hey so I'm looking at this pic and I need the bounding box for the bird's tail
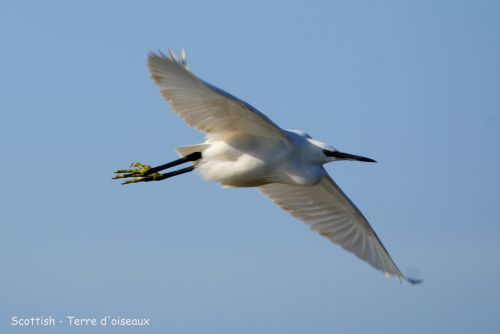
[176,144,209,158]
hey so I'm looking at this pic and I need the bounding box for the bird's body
[191,130,327,188]
[114,49,421,284]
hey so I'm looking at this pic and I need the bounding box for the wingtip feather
[168,48,178,62]
[406,277,423,285]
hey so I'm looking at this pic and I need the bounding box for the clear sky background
[1,1,499,333]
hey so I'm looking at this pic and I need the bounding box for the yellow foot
[112,162,163,185]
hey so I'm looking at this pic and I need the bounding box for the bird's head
[308,139,377,164]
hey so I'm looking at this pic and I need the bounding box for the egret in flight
[114,49,420,284]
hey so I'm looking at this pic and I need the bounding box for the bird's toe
[112,162,154,181]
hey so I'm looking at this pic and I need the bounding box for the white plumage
[116,48,420,284]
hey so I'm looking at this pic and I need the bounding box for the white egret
[114,49,421,284]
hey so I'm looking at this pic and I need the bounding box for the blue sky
[1,1,499,333]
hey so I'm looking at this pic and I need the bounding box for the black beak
[325,150,377,163]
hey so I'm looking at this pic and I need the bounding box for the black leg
[121,166,195,184]
[144,166,195,182]
[113,152,202,184]
[145,152,202,175]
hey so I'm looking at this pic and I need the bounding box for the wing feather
[147,50,286,140]
[259,173,408,282]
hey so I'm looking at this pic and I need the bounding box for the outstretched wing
[259,173,416,283]
[148,49,286,140]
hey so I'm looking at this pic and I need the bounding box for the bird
[113,48,421,284]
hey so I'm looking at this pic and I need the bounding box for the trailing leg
[113,152,201,184]
[121,166,195,185]
[146,152,201,174]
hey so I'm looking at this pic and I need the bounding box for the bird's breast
[195,137,325,188]
[196,138,283,187]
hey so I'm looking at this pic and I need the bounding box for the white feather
[141,49,419,284]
